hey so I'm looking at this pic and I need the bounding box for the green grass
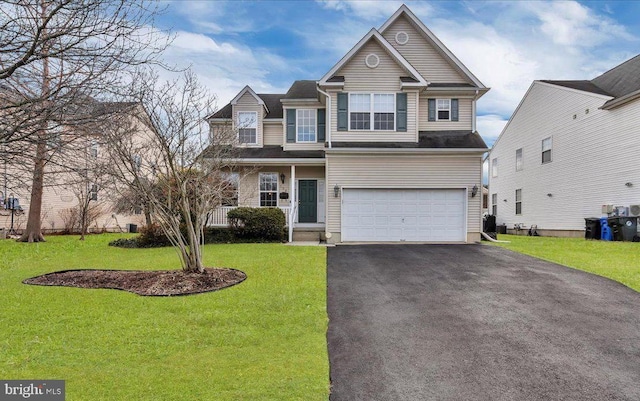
[492,234,640,292]
[0,234,329,400]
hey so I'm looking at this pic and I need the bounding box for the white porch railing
[207,206,292,227]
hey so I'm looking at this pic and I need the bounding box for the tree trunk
[19,141,46,242]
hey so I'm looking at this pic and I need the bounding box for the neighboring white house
[488,54,640,236]
[206,4,489,243]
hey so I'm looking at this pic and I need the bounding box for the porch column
[288,164,296,242]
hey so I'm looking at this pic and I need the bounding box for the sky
[154,0,640,147]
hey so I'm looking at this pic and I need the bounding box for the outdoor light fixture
[471,185,478,197]
[625,182,633,187]
[280,173,285,184]
[334,185,340,198]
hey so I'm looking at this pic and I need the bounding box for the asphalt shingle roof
[284,80,318,99]
[331,131,487,149]
[539,80,611,96]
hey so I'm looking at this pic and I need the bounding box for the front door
[298,180,317,223]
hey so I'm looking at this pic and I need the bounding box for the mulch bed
[23,268,247,296]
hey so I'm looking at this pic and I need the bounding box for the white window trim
[542,136,552,164]
[259,172,279,207]
[491,193,497,216]
[515,189,522,215]
[348,92,396,131]
[491,158,498,178]
[436,98,451,121]
[296,109,317,143]
[237,111,258,145]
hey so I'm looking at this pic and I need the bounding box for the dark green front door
[298,180,317,223]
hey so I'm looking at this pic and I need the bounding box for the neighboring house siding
[382,15,468,83]
[263,122,283,146]
[419,94,472,131]
[234,92,263,147]
[326,153,482,240]
[489,81,640,231]
[329,91,417,143]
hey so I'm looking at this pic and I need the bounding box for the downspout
[317,84,331,242]
[472,89,479,132]
[316,85,332,148]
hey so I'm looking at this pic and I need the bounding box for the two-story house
[488,54,640,236]
[207,5,489,243]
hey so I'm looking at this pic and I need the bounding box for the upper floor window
[515,148,523,171]
[297,109,316,142]
[491,158,498,178]
[437,99,451,121]
[349,93,395,131]
[237,111,257,144]
[542,137,552,164]
[259,172,278,207]
[90,140,99,159]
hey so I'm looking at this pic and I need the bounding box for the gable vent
[395,31,409,45]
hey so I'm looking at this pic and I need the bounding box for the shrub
[227,207,286,242]
[137,223,172,248]
[108,237,139,248]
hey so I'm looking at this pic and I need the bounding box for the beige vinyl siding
[336,40,406,92]
[326,153,482,240]
[419,94,473,131]
[330,91,417,142]
[382,15,468,84]
[263,121,283,145]
[284,142,325,151]
[489,81,640,231]
[234,92,263,147]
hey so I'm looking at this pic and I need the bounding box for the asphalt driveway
[327,244,640,401]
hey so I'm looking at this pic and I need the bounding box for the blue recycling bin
[600,217,613,241]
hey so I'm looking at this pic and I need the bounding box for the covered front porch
[207,162,326,242]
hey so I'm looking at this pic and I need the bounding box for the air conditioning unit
[602,204,614,214]
[630,204,640,216]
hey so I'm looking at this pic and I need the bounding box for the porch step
[292,230,322,242]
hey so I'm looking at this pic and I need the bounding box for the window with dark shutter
[286,109,296,143]
[317,109,326,142]
[428,98,436,121]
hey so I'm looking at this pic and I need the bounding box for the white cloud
[317,0,433,21]
[160,30,292,106]
[477,114,508,148]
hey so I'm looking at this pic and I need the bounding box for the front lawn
[0,234,329,400]
[492,235,640,292]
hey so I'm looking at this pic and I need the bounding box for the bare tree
[0,0,170,242]
[105,71,242,273]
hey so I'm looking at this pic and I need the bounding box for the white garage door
[342,189,466,242]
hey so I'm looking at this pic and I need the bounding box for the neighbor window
[491,158,498,178]
[349,93,395,130]
[515,148,523,171]
[90,140,99,159]
[132,154,141,172]
[491,193,497,216]
[436,99,451,121]
[221,173,239,207]
[259,173,278,207]
[515,189,522,215]
[542,137,552,164]
[297,109,316,142]
[237,111,257,144]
